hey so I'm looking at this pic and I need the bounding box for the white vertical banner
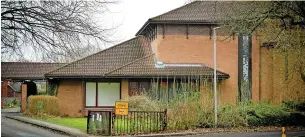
[96,113,99,121]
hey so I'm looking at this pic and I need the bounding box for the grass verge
[34,117,87,131]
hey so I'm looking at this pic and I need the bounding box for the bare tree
[225,1,305,82]
[1,0,118,62]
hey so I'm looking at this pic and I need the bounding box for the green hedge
[240,102,290,126]
[218,102,305,127]
[27,95,60,116]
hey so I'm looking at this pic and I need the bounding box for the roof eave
[135,19,221,36]
[105,75,229,79]
[44,74,229,79]
[135,19,151,36]
[1,77,46,81]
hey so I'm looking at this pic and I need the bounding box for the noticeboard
[115,101,128,115]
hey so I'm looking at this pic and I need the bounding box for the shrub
[124,93,296,130]
[167,99,202,130]
[218,104,247,127]
[26,95,60,117]
[167,98,292,128]
[242,102,289,126]
[167,92,207,130]
[3,98,20,108]
[123,95,161,111]
[282,100,305,111]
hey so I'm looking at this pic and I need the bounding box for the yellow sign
[115,101,128,115]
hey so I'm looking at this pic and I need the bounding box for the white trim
[154,61,203,68]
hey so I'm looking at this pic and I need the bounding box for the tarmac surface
[1,112,69,137]
[179,131,305,137]
[1,107,305,137]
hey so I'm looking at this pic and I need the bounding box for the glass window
[86,82,96,106]
[98,83,120,106]
[86,82,120,107]
[128,81,151,96]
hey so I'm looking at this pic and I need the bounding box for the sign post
[115,101,128,116]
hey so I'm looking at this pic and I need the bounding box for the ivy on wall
[47,81,59,96]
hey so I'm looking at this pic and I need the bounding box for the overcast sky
[4,0,187,61]
[104,0,186,44]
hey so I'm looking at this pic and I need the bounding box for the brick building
[2,1,304,117]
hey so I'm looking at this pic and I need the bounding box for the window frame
[85,81,121,108]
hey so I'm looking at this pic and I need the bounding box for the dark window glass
[128,81,151,96]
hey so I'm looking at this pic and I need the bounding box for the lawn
[35,117,87,131]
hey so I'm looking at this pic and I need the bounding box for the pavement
[1,107,21,113]
[179,131,305,137]
[4,115,88,137]
[3,114,215,137]
[1,112,70,137]
[122,131,305,137]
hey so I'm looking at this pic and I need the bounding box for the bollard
[282,127,286,137]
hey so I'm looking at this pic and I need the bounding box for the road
[1,111,305,137]
[181,131,305,137]
[1,112,69,137]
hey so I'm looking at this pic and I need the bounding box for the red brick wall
[151,24,260,105]
[259,48,305,104]
[21,84,27,112]
[1,81,8,97]
[121,79,129,100]
[149,24,305,104]
[57,80,129,117]
[57,80,84,117]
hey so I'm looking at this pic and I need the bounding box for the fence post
[163,109,167,130]
[111,111,115,135]
[87,110,91,134]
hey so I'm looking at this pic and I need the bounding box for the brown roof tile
[105,54,229,79]
[151,1,234,23]
[1,62,66,80]
[150,1,267,23]
[45,36,150,77]
[44,38,229,79]
[136,1,265,35]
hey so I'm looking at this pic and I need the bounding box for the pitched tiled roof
[45,36,150,77]
[1,62,66,80]
[44,37,229,79]
[150,1,235,23]
[106,54,229,79]
[135,1,254,35]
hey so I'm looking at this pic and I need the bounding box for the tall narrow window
[86,82,96,106]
